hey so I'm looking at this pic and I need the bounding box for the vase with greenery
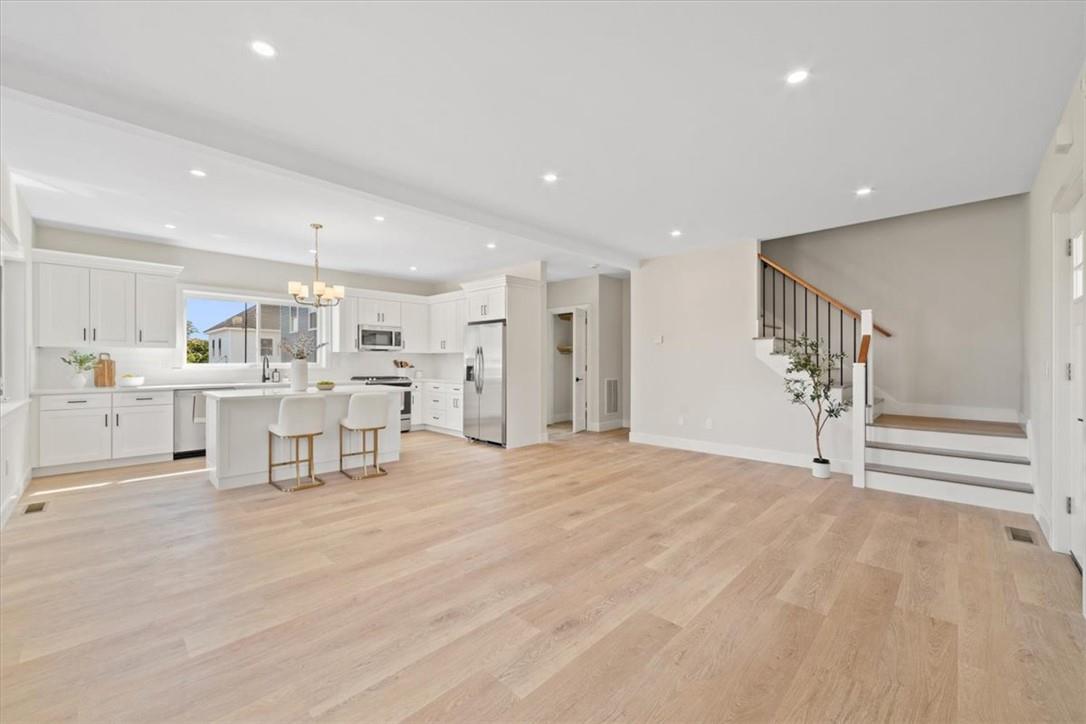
[61,350,97,388]
[783,336,851,478]
[281,334,326,391]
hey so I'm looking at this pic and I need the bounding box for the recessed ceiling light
[164,224,176,230]
[542,172,559,184]
[373,215,385,222]
[670,229,682,238]
[486,242,497,249]
[855,186,874,197]
[786,68,809,85]
[189,169,207,177]
[250,40,276,58]
[409,266,418,271]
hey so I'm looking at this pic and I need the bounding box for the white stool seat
[341,393,389,431]
[338,393,389,479]
[267,396,326,493]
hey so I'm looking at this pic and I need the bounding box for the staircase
[756,252,1033,513]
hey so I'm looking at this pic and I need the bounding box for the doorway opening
[548,307,588,441]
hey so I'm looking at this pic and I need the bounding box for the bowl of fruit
[316,380,336,391]
[118,374,145,387]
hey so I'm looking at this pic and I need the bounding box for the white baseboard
[410,425,464,438]
[628,432,852,474]
[589,419,625,432]
[549,413,572,424]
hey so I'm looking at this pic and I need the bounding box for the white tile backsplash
[35,347,462,390]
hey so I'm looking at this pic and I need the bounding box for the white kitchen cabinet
[429,299,466,353]
[336,297,360,352]
[467,286,506,323]
[39,406,112,467]
[359,298,400,326]
[410,384,422,428]
[35,252,182,349]
[112,404,173,459]
[400,302,429,353]
[36,263,90,347]
[89,269,135,345]
[135,274,177,347]
[448,386,464,431]
[418,382,463,433]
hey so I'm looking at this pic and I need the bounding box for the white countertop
[204,384,406,400]
[413,378,463,385]
[32,381,295,396]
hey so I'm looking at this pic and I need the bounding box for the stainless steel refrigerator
[463,320,506,445]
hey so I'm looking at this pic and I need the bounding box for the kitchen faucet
[261,355,271,383]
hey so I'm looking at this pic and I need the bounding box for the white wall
[762,194,1028,421]
[1025,68,1085,555]
[630,240,851,470]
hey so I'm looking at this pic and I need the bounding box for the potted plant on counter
[280,334,327,392]
[60,350,97,388]
[783,336,850,478]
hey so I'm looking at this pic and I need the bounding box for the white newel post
[852,361,866,488]
[860,309,874,424]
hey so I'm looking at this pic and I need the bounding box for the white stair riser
[866,471,1033,514]
[866,425,1028,457]
[865,447,1031,484]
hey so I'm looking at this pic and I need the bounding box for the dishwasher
[174,388,232,458]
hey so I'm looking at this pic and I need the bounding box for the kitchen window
[184,291,327,365]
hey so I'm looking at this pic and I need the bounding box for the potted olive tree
[783,336,851,478]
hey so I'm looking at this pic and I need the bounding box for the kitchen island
[204,385,404,490]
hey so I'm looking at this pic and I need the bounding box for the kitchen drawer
[449,385,463,394]
[113,390,173,407]
[427,408,447,427]
[426,382,447,393]
[427,394,446,408]
[38,393,111,411]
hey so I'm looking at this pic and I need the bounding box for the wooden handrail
[857,334,871,364]
[757,253,892,337]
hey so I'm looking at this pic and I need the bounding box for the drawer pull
[67,400,88,404]
[135,397,153,401]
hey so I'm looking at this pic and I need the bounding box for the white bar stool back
[339,392,389,479]
[268,396,326,492]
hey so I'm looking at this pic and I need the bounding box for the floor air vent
[24,502,46,514]
[1005,526,1036,544]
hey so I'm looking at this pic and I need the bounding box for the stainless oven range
[350,376,413,432]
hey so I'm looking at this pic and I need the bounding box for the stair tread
[871,414,1026,439]
[865,463,1032,494]
[865,441,1030,465]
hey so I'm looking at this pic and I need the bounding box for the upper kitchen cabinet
[429,295,466,353]
[359,298,401,326]
[135,274,178,347]
[466,285,506,323]
[34,250,182,348]
[400,301,429,353]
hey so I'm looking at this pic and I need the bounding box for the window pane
[1075,268,1083,301]
[186,297,257,364]
[1074,233,1083,266]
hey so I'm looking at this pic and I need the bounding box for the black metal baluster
[853,317,857,361]
[804,288,808,339]
[772,269,776,340]
[761,262,766,337]
[792,279,797,346]
[839,309,844,387]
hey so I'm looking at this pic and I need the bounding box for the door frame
[545,305,590,432]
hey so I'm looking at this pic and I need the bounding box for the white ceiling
[1,1,1083,278]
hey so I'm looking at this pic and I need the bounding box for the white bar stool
[268,396,326,492]
[339,393,389,479]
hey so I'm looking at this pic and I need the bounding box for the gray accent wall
[762,194,1028,418]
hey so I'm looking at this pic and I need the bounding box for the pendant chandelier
[288,222,345,308]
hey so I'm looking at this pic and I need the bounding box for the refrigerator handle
[476,345,484,394]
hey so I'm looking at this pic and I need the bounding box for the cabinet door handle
[93,328,97,341]
[139,330,143,343]
[83,328,87,341]
[104,413,108,427]
[115,413,120,426]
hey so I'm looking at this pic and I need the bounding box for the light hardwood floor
[1,430,1083,722]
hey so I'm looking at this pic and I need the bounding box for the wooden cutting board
[94,353,116,387]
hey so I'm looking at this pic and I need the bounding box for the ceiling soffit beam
[0,78,642,272]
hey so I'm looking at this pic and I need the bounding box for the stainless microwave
[358,325,403,351]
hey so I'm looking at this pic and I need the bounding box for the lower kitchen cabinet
[112,404,174,459]
[37,392,174,469]
[418,382,463,434]
[39,407,113,467]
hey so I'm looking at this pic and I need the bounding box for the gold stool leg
[373,429,383,474]
[268,430,274,485]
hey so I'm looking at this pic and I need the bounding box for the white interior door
[572,308,587,433]
[1069,201,1085,571]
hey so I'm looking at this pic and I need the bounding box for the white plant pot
[290,359,308,392]
[811,458,831,479]
[69,372,88,388]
